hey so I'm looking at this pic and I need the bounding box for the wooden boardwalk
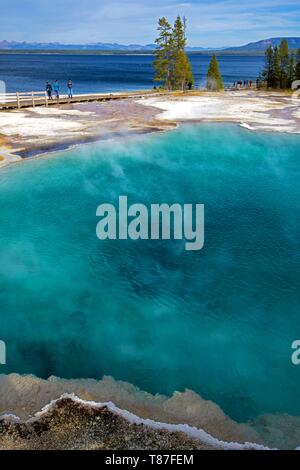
[0,90,169,110]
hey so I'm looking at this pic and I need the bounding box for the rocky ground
[137,90,300,134]
[0,97,176,167]
[0,396,214,450]
[1,89,299,168]
[1,373,296,451]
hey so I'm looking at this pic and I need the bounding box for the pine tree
[295,49,300,81]
[273,46,281,89]
[279,39,289,89]
[172,16,194,90]
[154,16,194,91]
[154,17,173,90]
[173,16,186,51]
[263,46,274,88]
[259,42,298,90]
[288,52,295,88]
[173,50,194,90]
[207,54,224,91]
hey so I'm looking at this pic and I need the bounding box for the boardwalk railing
[0,90,157,110]
[0,89,178,111]
[0,91,48,109]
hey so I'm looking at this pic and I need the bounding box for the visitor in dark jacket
[46,82,53,99]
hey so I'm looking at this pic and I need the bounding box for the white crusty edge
[0,393,279,450]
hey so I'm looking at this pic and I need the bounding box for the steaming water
[0,123,300,423]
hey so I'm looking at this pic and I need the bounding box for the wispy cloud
[1,0,300,47]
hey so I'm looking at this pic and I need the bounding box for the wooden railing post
[31,91,35,107]
[16,92,20,109]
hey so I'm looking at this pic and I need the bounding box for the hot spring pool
[0,123,300,424]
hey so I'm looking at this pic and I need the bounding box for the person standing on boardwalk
[67,79,73,99]
[46,82,53,100]
[53,80,60,101]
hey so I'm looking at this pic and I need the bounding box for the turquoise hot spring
[0,123,300,426]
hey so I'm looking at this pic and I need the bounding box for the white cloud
[1,0,300,47]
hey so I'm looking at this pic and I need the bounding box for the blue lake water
[0,124,300,424]
[0,54,264,93]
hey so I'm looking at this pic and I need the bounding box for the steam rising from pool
[0,124,300,446]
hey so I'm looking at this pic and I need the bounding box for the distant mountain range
[0,37,299,52]
[225,37,300,52]
[0,40,157,51]
[0,40,222,52]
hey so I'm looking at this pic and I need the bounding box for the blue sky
[2,0,300,47]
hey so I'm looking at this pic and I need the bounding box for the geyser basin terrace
[0,123,300,440]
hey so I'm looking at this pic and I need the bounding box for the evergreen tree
[154,17,173,90]
[154,16,194,91]
[288,52,295,88]
[172,16,194,90]
[207,54,224,91]
[279,39,289,89]
[173,16,186,51]
[259,42,298,90]
[295,49,300,81]
[273,46,281,89]
[263,46,274,87]
[173,50,194,90]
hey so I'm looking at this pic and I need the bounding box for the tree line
[154,19,300,92]
[154,16,224,91]
[261,39,300,89]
